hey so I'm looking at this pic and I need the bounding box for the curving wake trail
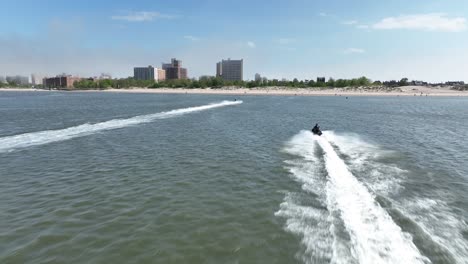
[0,100,242,153]
[316,133,427,264]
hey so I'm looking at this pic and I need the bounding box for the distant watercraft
[311,123,322,136]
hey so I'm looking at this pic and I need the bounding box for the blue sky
[1,0,468,82]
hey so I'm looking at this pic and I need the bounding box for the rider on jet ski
[312,123,322,136]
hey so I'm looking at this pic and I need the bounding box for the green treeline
[0,81,32,88]
[73,78,155,89]
[73,76,376,89]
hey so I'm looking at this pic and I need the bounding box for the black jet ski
[311,124,322,136]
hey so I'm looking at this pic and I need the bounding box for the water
[0,91,467,264]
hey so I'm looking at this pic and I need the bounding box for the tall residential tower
[216,59,243,81]
[162,58,187,80]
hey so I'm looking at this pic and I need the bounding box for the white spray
[0,100,242,153]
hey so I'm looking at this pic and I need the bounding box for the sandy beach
[1,86,467,97]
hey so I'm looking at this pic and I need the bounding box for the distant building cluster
[5,75,29,85]
[3,56,466,90]
[133,58,187,81]
[2,56,241,89]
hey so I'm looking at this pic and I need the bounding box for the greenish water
[0,91,467,264]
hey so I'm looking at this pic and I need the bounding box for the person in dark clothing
[312,123,322,135]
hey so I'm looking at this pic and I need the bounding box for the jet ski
[311,124,322,136]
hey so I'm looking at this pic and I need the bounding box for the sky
[1,0,468,82]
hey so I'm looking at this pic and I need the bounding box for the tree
[99,79,113,89]
[307,80,316,87]
[326,78,336,87]
[335,79,347,87]
[399,78,409,86]
[211,77,224,88]
[357,76,371,86]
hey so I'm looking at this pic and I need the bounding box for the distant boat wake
[277,130,430,264]
[0,100,242,153]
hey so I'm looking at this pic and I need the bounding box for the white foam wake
[0,100,242,153]
[325,131,468,263]
[316,132,427,264]
[277,131,354,264]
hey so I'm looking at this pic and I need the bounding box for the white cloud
[356,24,370,29]
[319,12,327,17]
[184,35,200,41]
[111,11,176,22]
[276,38,296,45]
[372,13,467,32]
[343,20,358,25]
[247,41,256,48]
[344,48,365,54]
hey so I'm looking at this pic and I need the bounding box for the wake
[278,131,428,264]
[0,100,242,153]
[316,133,426,264]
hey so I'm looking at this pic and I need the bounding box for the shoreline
[1,86,468,97]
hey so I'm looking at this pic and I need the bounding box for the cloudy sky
[1,0,467,82]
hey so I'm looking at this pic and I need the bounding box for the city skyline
[1,0,468,82]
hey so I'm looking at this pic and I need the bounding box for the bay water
[1,91,467,263]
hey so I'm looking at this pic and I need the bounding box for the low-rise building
[255,73,262,82]
[199,75,215,80]
[44,76,82,89]
[99,73,112,80]
[317,77,326,83]
[446,81,465,86]
[411,80,428,86]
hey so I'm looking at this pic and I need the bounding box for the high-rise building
[134,66,158,81]
[216,59,243,81]
[157,68,166,81]
[6,75,29,85]
[162,58,188,80]
[31,74,44,85]
[317,77,326,83]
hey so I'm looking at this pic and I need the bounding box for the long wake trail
[0,100,242,153]
[315,133,427,264]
